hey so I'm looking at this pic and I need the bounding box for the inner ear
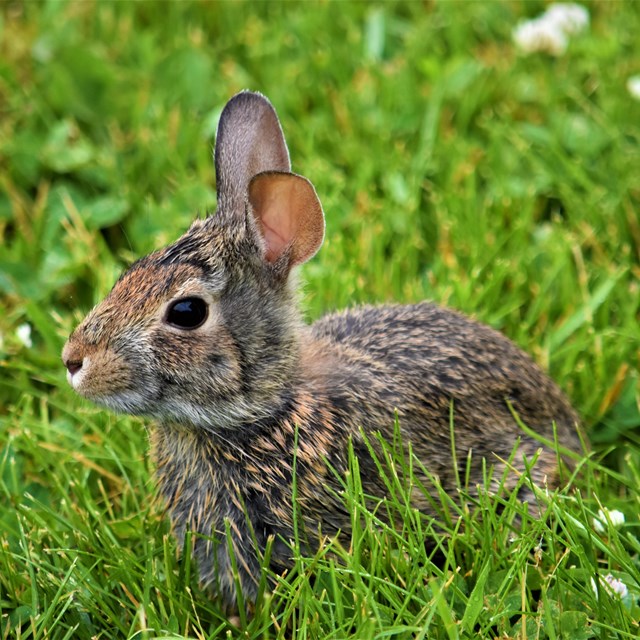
[248,172,325,270]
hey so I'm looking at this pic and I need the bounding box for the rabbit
[62,90,582,611]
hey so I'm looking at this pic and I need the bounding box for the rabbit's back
[310,302,581,464]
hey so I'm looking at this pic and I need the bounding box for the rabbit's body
[63,91,581,611]
[150,300,579,605]
[151,301,579,605]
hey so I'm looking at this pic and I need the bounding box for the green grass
[1,1,640,638]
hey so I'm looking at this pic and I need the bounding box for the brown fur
[62,91,582,611]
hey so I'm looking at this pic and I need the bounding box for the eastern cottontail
[62,91,582,610]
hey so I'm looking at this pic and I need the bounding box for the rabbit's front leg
[152,424,275,610]
[189,513,263,612]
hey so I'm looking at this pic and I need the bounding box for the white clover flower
[627,76,640,101]
[591,573,629,599]
[513,18,568,56]
[16,323,33,348]
[544,3,590,35]
[593,508,625,533]
[513,3,589,56]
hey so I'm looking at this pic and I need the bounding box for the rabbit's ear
[248,172,325,270]
[215,91,291,216]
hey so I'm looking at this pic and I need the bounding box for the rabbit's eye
[166,297,208,330]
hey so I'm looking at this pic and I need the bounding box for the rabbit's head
[62,92,325,432]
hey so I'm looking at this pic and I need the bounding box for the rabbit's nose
[64,358,83,375]
[62,340,86,379]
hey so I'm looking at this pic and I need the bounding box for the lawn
[1,1,639,638]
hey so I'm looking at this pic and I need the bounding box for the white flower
[591,573,629,599]
[544,3,590,35]
[627,76,640,101]
[513,3,589,56]
[16,323,33,348]
[513,18,568,56]
[593,508,625,533]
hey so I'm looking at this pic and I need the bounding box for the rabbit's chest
[151,424,293,536]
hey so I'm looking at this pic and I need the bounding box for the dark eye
[165,297,208,330]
